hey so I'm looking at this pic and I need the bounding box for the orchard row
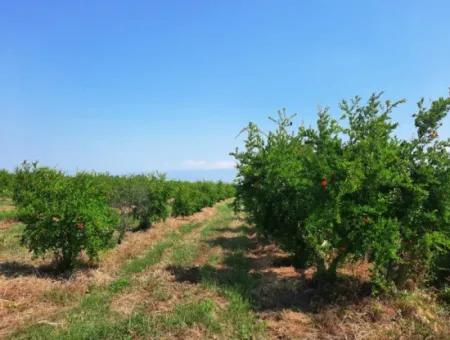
[0,164,234,269]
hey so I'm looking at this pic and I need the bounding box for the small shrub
[171,183,199,217]
[111,174,170,230]
[170,181,235,217]
[13,162,118,270]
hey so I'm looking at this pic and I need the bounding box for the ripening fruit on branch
[13,162,118,270]
[233,92,450,291]
[320,177,327,191]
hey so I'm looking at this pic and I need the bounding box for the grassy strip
[164,203,265,338]
[159,203,265,338]
[170,243,199,266]
[160,203,264,339]
[197,205,265,338]
[0,223,24,257]
[121,233,179,276]
[0,209,17,220]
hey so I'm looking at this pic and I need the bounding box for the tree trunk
[328,251,347,278]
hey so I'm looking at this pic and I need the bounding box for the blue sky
[1,1,449,181]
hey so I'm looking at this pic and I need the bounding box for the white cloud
[181,160,235,170]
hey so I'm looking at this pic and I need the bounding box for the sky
[1,1,450,181]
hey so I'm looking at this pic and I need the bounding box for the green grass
[198,252,264,338]
[170,243,199,266]
[163,203,264,338]
[181,203,266,338]
[179,222,201,234]
[162,299,221,332]
[25,298,221,340]
[12,202,265,339]
[121,237,177,275]
[0,199,27,260]
[0,223,24,256]
[0,209,17,220]
[207,252,221,266]
[198,204,265,338]
[107,277,131,294]
[0,196,16,220]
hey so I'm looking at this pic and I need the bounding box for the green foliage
[430,248,450,290]
[439,285,450,306]
[171,182,201,216]
[0,169,15,196]
[110,174,170,232]
[233,93,450,290]
[13,162,118,269]
[170,181,235,217]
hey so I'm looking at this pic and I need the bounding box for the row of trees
[0,169,15,196]
[6,163,234,269]
[232,92,450,292]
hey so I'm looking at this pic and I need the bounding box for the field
[1,198,449,339]
[1,93,449,339]
[3,1,450,338]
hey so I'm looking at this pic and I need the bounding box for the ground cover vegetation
[232,92,450,295]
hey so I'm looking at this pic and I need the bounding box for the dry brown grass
[110,268,175,316]
[0,275,88,338]
[0,220,15,230]
[0,205,219,338]
[246,241,450,340]
[109,206,227,322]
[0,204,14,213]
[100,205,217,275]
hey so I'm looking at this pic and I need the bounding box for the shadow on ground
[167,223,371,314]
[0,260,96,279]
